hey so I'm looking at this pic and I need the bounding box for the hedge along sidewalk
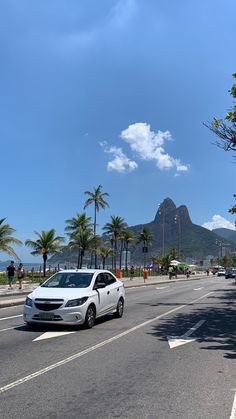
[0,273,207,309]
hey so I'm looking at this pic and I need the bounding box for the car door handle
[107,291,110,295]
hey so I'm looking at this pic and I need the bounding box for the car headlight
[25,297,33,307]
[65,297,88,307]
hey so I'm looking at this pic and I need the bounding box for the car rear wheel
[85,305,96,328]
[114,298,124,318]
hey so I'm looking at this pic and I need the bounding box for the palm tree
[84,185,109,268]
[98,246,114,269]
[120,229,135,272]
[103,216,128,270]
[65,212,92,268]
[25,229,64,276]
[65,212,92,234]
[0,218,22,260]
[137,227,154,268]
[67,228,98,269]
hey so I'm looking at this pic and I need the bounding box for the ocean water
[0,261,60,271]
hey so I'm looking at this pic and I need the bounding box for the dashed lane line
[0,314,22,321]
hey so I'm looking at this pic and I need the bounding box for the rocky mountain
[49,198,236,265]
[128,198,235,263]
[212,228,236,245]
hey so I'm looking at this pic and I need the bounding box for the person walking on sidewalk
[130,265,135,280]
[17,263,25,290]
[168,265,174,280]
[6,261,16,289]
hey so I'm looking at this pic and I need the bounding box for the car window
[95,273,106,286]
[41,272,93,288]
[103,273,116,285]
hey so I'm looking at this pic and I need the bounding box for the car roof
[57,269,113,274]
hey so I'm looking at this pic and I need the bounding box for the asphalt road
[0,275,235,419]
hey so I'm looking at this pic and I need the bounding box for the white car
[23,269,125,328]
[217,268,226,277]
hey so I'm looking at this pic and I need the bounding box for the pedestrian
[130,265,135,280]
[17,262,25,290]
[6,261,16,290]
[168,265,174,280]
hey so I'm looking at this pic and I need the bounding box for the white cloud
[202,215,236,231]
[120,122,189,173]
[100,142,138,173]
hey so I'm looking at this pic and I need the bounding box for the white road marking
[193,288,203,291]
[0,325,24,333]
[33,331,76,341]
[156,286,170,290]
[230,392,236,419]
[0,291,213,394]
[167,319,205,349]
[0,314,22,321]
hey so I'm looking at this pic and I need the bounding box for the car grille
[34,298,64,311]
[32,314,63,321]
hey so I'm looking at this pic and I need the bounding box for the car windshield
[41,272,93,288]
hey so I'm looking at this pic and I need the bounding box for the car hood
[28,286,93,301]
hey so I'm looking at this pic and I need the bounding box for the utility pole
[158,205,165,258]
[174,214,181,259]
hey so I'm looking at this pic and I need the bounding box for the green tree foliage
[65,213,93,268]
[98,246,114,269]
[67,227,99,269]
[229,194,236,226]
[103,216,128,270]
[206,73,236,223]
[0,218,22,260]
[121,230,135,271]
[205,73,236,154]
[25,230,64,276]
[65,213,92,234]
[137,227,154,267]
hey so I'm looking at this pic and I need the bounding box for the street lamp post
[174,214,181,259]
[158,206,165,258]
[216,239,223,259]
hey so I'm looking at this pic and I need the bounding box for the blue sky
[1,0,236,262]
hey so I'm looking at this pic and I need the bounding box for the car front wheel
[114,298,124,318]
[85,305,96,328]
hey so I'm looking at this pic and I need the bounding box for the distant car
[217,268,226,277]
[23,269,125,328]
[225,268,236,279]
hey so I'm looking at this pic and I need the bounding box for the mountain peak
[154,198,176,221]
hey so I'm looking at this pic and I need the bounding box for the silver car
[23,269,125,328]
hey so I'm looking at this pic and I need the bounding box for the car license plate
[39,313,54,320]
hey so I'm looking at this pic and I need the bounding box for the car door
[93,273,111,315]
[103,272,120,310]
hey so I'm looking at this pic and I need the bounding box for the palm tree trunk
[94,204,97,269]
[80,250,84,269]
[114,236,117,271]
[125,243,128,272]
[119,239,123,269]
[43,254,47,277]
[102,256,105,269]
[77,249,81,270]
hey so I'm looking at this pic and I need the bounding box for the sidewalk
[0,273,206,308]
